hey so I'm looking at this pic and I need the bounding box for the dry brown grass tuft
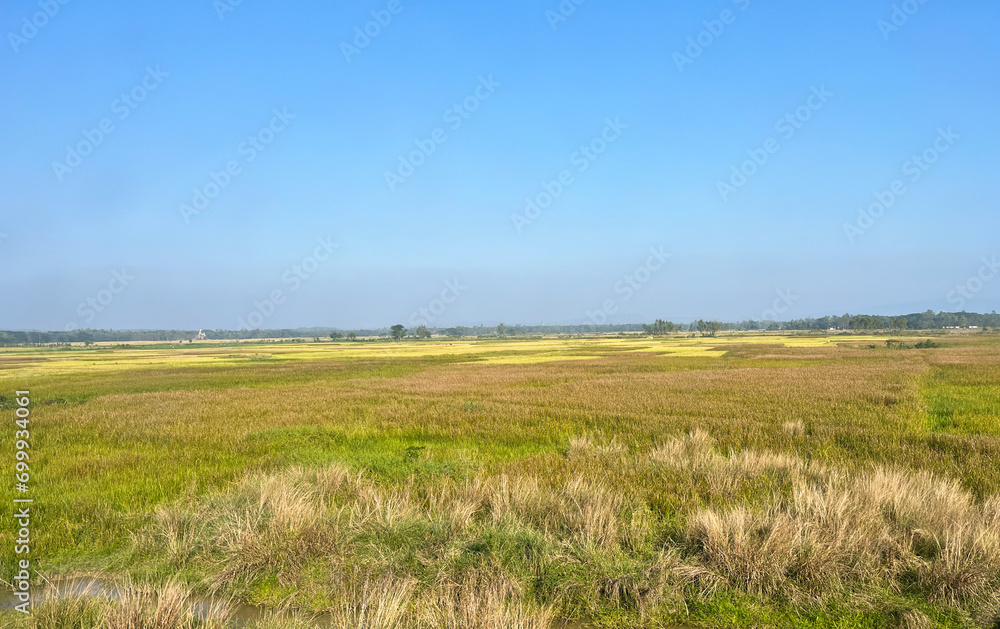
[105,579,234,629]
[688,507,801,596]
[898,608,932,629]
[486,474,628,549]
[21,595,109,629]
[353,485,418,529]
[567,435,627,461]
[257,473,320,532]
[178,466,350,588]
[918,524,1000,608]
[313,462,354,499]
[327,570,416,629]
[899,609,934,629]
[665,428,1000,607]
[417,572,553,629]
[425,478,487,535]
[782,419,806,437]
[243,613,319,629]
[650,428,719,471]
[151,506,208,567]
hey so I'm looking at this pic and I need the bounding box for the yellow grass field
[1,333,999,628]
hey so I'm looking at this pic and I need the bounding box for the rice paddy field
[2,333,1000,628]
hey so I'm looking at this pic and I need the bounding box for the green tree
[330,331,343,340]
[497,323,507,337]
[703,320,723,337]
[415,325,431,339]
[347,332,357,341]
[642,319,675,335]
[390,324,406,340]
[850,315,886,330]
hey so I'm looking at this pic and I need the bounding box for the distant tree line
[736,310,998,331]
[0,328,362,346]
[641,311,999,334]
[643,319,725,336]
[1,312,996,346]
[0,323,644,346]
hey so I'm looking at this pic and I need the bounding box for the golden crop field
[2,333,999,628]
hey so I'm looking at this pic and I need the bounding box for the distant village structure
[193,329,207,341]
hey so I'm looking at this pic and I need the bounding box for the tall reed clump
[657,431,1000,617]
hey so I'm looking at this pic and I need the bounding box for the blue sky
[1,0,998,330]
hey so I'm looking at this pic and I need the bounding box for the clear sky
[2,0,998,330]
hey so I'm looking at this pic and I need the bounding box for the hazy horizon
[5,305,1000,335]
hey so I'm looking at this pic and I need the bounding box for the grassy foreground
[1,333,1000,628]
